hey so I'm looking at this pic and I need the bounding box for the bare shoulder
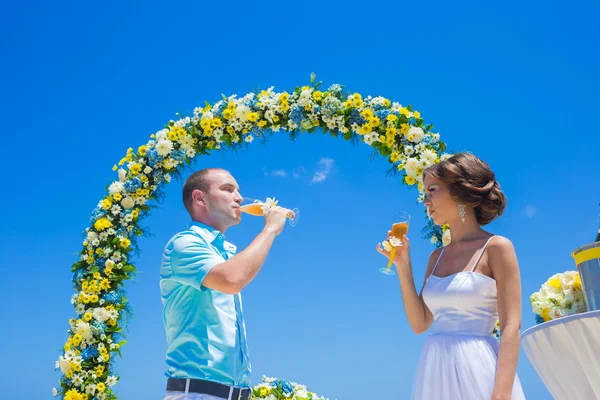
[428,247,444,261]
[488,235,515,253]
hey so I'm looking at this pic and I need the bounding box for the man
[160,168,290,400]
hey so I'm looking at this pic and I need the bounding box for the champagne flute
[379,211,411,275]
[239,197,300,227]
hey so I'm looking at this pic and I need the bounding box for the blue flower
[328,84,342,93]
[271,379,293,395]
[535,313,545,324]
[90,208,106,222]
[92,321,107,336]
[146,148,163,167]
[170,150,186,162]
[73,269,86,284]
[102,291,122,304]
[81,346,99,361]
[348,109,364,126]
[375,108,390,121]
[290,107,304,126]
[124,177,142,193]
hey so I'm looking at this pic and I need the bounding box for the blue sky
[2,0,600,399]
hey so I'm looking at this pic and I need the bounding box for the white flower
[549,307,563,320]
[422,149,438,165]
[93,307,111,322]
[118,168,127,182]
[363,131,380,145]
[143,166,153,174]
[87,231,98,242]
[442,229,452,246]
[120,197,135,209]
[107,308,119,320]
[106,375,118,387]
[76,304,86,315]
[75,321,93,340]
[96,393,108,400]
[108,182,125,195]
[430,236,438,244]
[431,133,440,143]
[404,157,419,176]
[406,127,425,143]
[72,374,84,386]
[440,153,452,162]
[92,239,100,246]
[382,236,403,251]
[155,129,168,141]
[156,139,174,157]
[404,145,415,156]
[245,135,254,143]
[52,388,58,397]
[110,205,122,215]
[57,356,70,373]
[85,384,97,395]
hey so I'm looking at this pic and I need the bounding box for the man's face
[201,170,243,229]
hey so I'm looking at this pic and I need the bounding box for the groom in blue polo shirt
[160,168,290,400]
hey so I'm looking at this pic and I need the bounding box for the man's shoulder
[164,228,209,252]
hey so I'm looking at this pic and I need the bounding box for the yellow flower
[272,115,280,122]
[258,387,269,397]
[400,107,410,116]
[101,199,112,210]
[96,383,106,393]
[368,117,381,128]
[104,266,113,276]
[257,120,268,127]
[131,209,140,219]
[303,104,311,111]
[390,152,400,163]
[383,99,391,107]
[95,248,103,255]
[442,224,450,231]
[94,218,112,232]
[200,119,212,130]
[64,389,82,400]
[107,318,116,327]
[360,109,374,120]
[112,165,118,171]
[418,182,423,192]
[400,124,410,134]
[352,98,363,108]
[96,365,105,376]
[405,175,416,185]
[397,163,404,171]
[387,114,397,122]
[138,145,148,156]
[281,102,290,112]
[130,163,142,175]
[140,175,148,183]
[100,278,111,290]
[574,273,582,289]
[312,91,323,101]
[222,108,234,119]
[247,112,259,122]
[89,295,99,303]
[211,118,222,128]
[113,193,122,202]
[83,312,93,322]
[120,238,131,248]
[416,166,424,176]
[548,276,561,289]
[541,308,551,322]
[359,124,371,135]
[72,334,82,346]
[71,361,82,372]
[414,111,421,119]
[386,127,397,137]
[280,92,290,102]
[226,126,235,135]
[93,272,101,279]
[202,104,211,112]
[242,129,248,134]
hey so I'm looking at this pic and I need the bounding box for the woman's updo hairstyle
[423,152,507,226]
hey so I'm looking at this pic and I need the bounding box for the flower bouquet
[529,271,586,324]
[251,376,328,400]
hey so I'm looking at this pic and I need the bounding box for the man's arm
[203,206,289,294]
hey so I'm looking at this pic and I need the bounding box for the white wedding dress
[412,236,526,400]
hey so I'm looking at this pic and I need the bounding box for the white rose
[87,232,98,242]
[75,321,93,340]
[406,127,425,143]
[120,197,135,209]
[549,307,563,320]
[442,229,451,246]
[155,129,168,141]
[105,259,115,269]
[404,157,419,176]
[118,168,127,182]
[93,307,110,322]
[58,357,71,374]
[108,182,125,195]
[143,166,153,174]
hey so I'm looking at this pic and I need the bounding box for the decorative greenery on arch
[53,74,451,400]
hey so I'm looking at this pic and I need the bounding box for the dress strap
[430,247,445,275]
[470,235,497,272]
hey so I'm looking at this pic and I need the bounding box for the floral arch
[54,75,451,400]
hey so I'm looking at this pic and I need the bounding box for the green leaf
[310,72,316,84]
[122,264,136,273]
[88,265,100,273]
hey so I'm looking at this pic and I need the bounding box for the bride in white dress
[378,152,526,400]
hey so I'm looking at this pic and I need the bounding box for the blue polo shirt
[160,221,251,388]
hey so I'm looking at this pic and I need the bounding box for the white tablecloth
[521,310,600,400]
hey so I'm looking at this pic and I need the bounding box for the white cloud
[311,158,335,184]
[522,205,537,218]
[271,169,287,177]
[292,166,307,179]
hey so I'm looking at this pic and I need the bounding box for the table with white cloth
[521,310,600,400]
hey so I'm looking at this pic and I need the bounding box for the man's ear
[192,189,205,206]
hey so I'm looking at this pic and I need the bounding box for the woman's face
[423,174,457,226]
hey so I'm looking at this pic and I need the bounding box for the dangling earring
[458,204,466,223]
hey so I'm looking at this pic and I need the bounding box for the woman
[377,152,526,399]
